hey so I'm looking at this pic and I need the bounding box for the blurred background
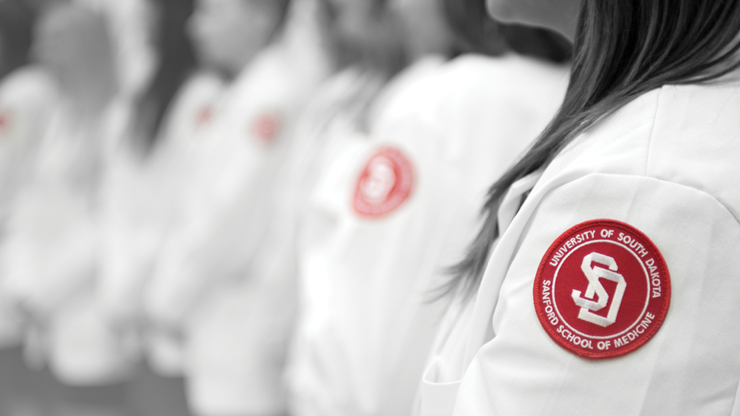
[0,0,570,415]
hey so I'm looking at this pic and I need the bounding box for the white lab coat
[178,59,394,416]
[0,66,58,347]
[288,54,568,416]
[145,37,329,416]
[0,94,139,384]
[415,73,740,416]
[97,71,224,376]
[0,67,58,222]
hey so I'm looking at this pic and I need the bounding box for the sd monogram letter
[571,252,627,327]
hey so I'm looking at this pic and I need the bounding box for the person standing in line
[0,2,58,415]
[143,0,330,415]
[93,1,218,415]
[413,1,740,415]
[127,68,226,384]
[95,0,224,384]
[285,0,571,414]
[0,3,136,416]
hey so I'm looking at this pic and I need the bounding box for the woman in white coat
[97,0,198,354]
[414,1,740,415]
[144,0,329,415]
[0,3,57,414]
[0,3,137,415]
[286,0,572,415]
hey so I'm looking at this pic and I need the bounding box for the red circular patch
[195,106,213,127]
[0,109,12,136]
[252,112,280,144]
[353,147,413,217]
[533,219,670,360]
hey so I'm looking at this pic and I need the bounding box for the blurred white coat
[145,16,330,415]
[413,67,740,416]
[0,66,58,348]
[0,95,138,384]
[97,70,225,376]
[287,54,568,416]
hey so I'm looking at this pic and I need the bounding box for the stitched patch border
[353,146,413,218]
[533,219,671,360]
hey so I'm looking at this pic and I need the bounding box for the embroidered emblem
[533,219,670,360]
[252,112,280,144]
[353,147,413,217]
[195,106,213,127]
[0,109,12,137]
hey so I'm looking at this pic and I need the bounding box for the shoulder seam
[569,172,740,227]
[640,86,740,225]
[644,86,663,177]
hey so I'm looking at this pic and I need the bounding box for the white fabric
[2,102,108,316]
[0,67,58,347]
[146,38,329,416]
[43,290,139,385]
[179,63,390,416]
[0,92,140,384]
[288,54,568,416]
[416,75,740,416]
[97,71,225,376]
[0,67,58,222]
[146,43,327,329]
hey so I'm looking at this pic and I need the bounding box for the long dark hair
[447,0,740,298]
[133,0,196,153]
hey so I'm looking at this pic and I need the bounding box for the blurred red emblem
[195,106,213,127]
[353,147,413,217]
[252,112,280,144]
[534,219,671,360]
[0,110,11,135]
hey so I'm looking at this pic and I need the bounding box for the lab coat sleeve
[289,112,474,416]
[96,75,224,325]
[452,173,740,416]
[0,68,56,220]
[97,169,162,323]
[145,111,285,329]
[0,191,98,317]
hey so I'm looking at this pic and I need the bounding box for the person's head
[32,3,115,102]
[447,0,740,298]
[317,0,406,75]
[389,0,454,61]
[187,0,290,76]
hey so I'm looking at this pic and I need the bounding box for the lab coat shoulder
[290,56,570,416]
[0,66,57,110]
[453,83,740,416]
[226,44,324,150]
[0,66,58,148]
[369,55,568,232]
[535,80,740,210]
[436,53,569,111]
[436,54,567,161]
[157,71,225,149]
[378,54,568,170]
